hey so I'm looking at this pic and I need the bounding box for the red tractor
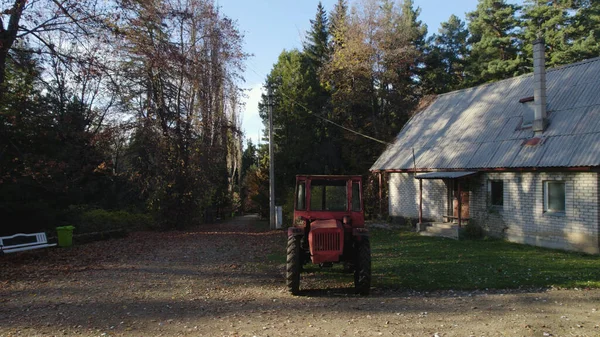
[286,175,371,295]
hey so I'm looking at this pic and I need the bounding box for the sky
[216,0,484,147]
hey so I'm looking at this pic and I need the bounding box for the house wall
[389,173,447,222]
[387,171,600,254]
[470,171,599,254]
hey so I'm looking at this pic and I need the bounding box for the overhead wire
[245,64,391,145]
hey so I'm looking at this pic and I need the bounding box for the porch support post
[418,178,423,228]
[457,179,462,228]
[378,171,383,219]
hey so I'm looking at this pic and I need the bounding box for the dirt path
[1,215,599,336]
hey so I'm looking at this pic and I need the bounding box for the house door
[449,180,470,220]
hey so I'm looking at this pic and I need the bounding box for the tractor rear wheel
[286,235,301,295]
[354,237,371,295]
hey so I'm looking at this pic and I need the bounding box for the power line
[278,91,390,145]
[245,65,390,145]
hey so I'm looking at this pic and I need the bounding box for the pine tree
[400,0,428,100]
[562,0,600,62]
[520,0,573,68]
[304,2,330,69]
[375,0,426,134]
[401,0,428,53]
[422,15,469,93]
[329,0,349,50]
[466,0,523,84]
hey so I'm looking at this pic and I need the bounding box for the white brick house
[371,40,600,254]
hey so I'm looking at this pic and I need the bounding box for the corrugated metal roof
[415,171,477,179]
[371,57,600,171]
[569,133,600,167]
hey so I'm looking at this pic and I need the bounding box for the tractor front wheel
[354,237,371,295]
[286,235,302,295]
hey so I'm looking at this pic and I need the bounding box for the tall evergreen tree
[401,0,428,53]
[303,2,339,176]
[241,139,258,178]
[259,50,339,205]
[466,0,523,84]
[376,0,425,135]
[329,0,349,50]
[563,0,600,62]
[304,2,330,69]
[520,0,573,68]
[422,15,469,93]
[399,0,428,100]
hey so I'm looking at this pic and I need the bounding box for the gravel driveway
[1,215,599,336]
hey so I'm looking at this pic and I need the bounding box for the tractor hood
[310,219,342,229]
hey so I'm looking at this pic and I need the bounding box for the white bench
[0,232,57,254]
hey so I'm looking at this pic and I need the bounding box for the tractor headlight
[343,215,351,226]
[294,216,307,227]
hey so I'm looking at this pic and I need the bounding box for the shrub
[461,221,484,240]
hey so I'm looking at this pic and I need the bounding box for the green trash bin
[56,226,75,247]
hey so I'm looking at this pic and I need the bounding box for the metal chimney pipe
[533,35,548,134]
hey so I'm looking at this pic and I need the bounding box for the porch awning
[414,171,477,180]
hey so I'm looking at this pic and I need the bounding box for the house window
[488,180,504,206]
[544,181,565,213]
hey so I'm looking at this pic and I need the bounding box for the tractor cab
[286,175,371,295]
[293,175,364,228]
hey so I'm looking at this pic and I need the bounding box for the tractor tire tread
[354,237,371,296]
[286,235,301,295]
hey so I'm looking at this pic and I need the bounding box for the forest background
[1,0,598,234]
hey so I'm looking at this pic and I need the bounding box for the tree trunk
[0,0,26,97]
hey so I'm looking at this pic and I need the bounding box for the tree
[0,48,115,233]
[242,143,269,217]
[329,0,349,50]
[259,50,326,197]
[304,2,330,69]
[115,0,246,227]
[241,139,258,180]
[520,0,574,68]
[466,0,523,84]
[320,0,425,173]
[557,0,600,63]
[0,0,106,98]
[377,0,427,130]
[1,0,249,232]
[422,15,469,93]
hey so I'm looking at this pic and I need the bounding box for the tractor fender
[288,227,304,237]
[352,228,370,240]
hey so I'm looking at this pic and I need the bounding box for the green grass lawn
[371,228,600,291]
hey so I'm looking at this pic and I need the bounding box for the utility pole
[268,86,275,230]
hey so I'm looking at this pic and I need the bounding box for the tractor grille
[313,232,341,252]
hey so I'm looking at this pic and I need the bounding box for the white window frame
[543,180,566,214]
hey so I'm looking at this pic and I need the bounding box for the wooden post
[418,178,423,229]
[378,172,383,219]
[457,179,462,228]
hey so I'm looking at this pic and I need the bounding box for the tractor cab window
[310,180,347,211]
[296,182,306,210]
[352,181,361,211]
